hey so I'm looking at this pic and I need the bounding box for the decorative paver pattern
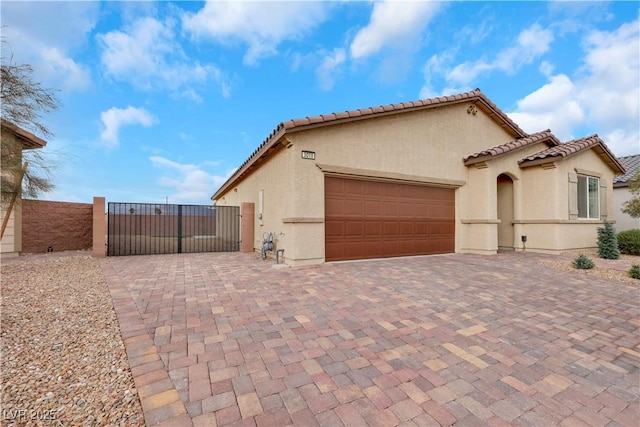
[103,252,640,426]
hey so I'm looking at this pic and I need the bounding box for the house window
[577,175,599,219]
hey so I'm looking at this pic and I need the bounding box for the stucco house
[613,154,640,231]
[1,120,48,258]
[212,89,625,266]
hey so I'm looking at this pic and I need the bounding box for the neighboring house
[613,154,640,231]
[212,89,625,266]
[0,120,47,258]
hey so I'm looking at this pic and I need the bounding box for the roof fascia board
[212,129,287,200]
[1,119,47,149]
[519,142,626,174]
[464,134,557,166]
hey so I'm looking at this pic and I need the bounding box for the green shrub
[573,254,595,270]
[618,229,640,256]
[597,221,620,260]
[629,265,640,280]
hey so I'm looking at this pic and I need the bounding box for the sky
[1,1,639,205]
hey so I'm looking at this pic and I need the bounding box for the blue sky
[2,1,638,205]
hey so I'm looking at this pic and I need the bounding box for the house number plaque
[301,150,316,160]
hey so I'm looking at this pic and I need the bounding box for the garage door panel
[364,241,383,258]
[325,198,344,216]
[344,200,364,216]
[381,241,399,256]
[364,200,382,216]
[345,221,364,237]
[325,221,344,238]
[398,222,415,235]
[429,204,454,219]
[344,179,364,196]
[366,221,383,236]
[325,177,455,262]
[383,222,399,235]
[344,241,365,259]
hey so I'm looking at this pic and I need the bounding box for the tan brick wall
[22,200,93,253]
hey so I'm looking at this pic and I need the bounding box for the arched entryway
[497,174,514,250]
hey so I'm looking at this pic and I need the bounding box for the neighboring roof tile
[518,134,626,174]
[464,130,561,165]
[614,154,640,185]
[212,89,528,200]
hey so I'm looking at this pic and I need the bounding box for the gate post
[92,196,106,258]
[240,202,254,253]
[177,204,183,254]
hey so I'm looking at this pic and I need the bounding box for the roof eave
[211,89,527,199]
[518,154,564,168]
[464,131,559,166]
[212,127,288,201]
[1,119,48,149]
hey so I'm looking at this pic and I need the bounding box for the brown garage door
[325,176,455,261]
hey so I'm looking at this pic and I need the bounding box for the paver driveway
[101,252,639,426]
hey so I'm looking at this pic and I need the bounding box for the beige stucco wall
[218,102,517,265]
[462,141,556,253]
[1,133,23,258]
[215,101,618,264]
[517,149,616,253]
[613,186,640,231]
[215,145,296,262]
[1,204,21,257]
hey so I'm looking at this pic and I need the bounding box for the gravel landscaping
[540,248,640,285]
[1,255,144,426]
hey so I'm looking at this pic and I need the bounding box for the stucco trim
[282,217,324,224]
[574,168,602,178]
[315,164,466,188]
[460,219,501,224]
[512,220,613,224]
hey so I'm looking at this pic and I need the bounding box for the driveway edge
[101,258,193,427]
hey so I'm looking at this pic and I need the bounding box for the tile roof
[279,89,526,136]
[518,134,626,174]
[614,154,640,186]
[212,89,527,200]
[464,130,561,165]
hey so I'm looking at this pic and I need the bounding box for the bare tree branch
[1,36,60,203]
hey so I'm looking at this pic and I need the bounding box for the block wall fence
[17,197,106,257]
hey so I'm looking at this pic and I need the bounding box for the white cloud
[182,1,329,65]
[98,16,230,97]
[350,1,442,60]
[316,48,346,91]
[100,107,157,147]
[40,48,91,91]
[150,156,233,204]
[1,2,97,91]
[508,19,639,156]
[419,50,471,99]
[447,24,554,85]
[508,74,585,139]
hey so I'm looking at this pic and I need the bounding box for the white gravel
[1,255,144,426]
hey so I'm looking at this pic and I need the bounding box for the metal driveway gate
[107,203,239,256]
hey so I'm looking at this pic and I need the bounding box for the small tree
[621,171,640,218]
[1,36,59,204]
[597,220,620,260]
[573,254,595,270]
